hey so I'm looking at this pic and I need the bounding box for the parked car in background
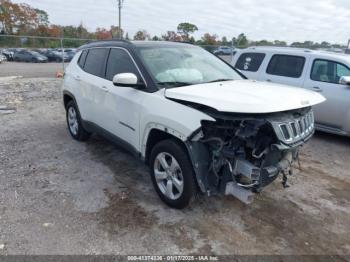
[42,50,70,62]
[62,40,324,208]
[0,53,7,63]
[64,49,77,61]
[232,46,350,136]
[13,50,48,63]
[213,46,235,56]
[1,49,14,61]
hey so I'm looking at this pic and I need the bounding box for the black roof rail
[78,38,133,50]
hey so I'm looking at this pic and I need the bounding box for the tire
[149,139,197,209]
[65,100,91,141]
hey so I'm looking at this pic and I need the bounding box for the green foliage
[133,30,150,41]
[177,22,198,41]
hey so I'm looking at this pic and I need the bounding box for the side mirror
[112,73,145,89]
[339,76,350,86]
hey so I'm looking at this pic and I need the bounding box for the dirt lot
[0,75,349,256]
[0,62,67,78]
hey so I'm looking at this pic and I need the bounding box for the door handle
[311,86,323,92]
[74,75,81,81]
[100,86,109,92]
[266,79,272,82]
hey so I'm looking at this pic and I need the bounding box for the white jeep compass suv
[62,40,325,209]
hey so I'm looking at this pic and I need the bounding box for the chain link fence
[0,35,234,78]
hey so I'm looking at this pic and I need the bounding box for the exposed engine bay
[186,105,315,204]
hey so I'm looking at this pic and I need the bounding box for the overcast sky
[12,0,350,44]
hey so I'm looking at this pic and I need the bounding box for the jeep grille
[272,110,315,145]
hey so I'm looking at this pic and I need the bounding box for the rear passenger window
[235,53,266,72]
[83,48,108,77]
[78,50,88,69]
[106,48,141,81]
[267,55,305,78]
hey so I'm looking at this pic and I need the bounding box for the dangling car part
[185,105,315,204]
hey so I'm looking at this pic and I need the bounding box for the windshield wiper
[208,78,234,83]
[157,81,193,88]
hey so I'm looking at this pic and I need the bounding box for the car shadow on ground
[314,131,350,146]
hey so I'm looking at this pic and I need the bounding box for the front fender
[139,90,215,156]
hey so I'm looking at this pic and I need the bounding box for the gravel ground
[0,77,349,256]
[0,62,67,78]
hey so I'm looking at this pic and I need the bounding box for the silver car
[231,47,350,137]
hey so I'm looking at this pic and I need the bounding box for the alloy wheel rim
[68,106,79,135]
[154,152,184,200]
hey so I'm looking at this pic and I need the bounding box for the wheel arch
[63,90,77,109]
[143,126,208,193]
[144,127,187,165]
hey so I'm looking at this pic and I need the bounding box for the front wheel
[149,139,197,209]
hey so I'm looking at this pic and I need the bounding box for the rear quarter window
[235,52,266,72]
[267,54,305,78]
[78,50,88,69]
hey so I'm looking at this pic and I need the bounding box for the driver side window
[311,59,350,84]
[105,48,141,81]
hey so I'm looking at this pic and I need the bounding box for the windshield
[137,45,243,88]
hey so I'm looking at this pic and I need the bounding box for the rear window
[78,50,88,68]
[83,48,108,77]
[267,55,305,78]
[235,52,266,72]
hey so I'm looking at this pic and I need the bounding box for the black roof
[78,39,195,50]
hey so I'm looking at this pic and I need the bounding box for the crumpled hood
[164,80,326,113]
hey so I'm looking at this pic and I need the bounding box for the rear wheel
[66,100,91,141]
[149,139,197,209]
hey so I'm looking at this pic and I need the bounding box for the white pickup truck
[232,47,350,136]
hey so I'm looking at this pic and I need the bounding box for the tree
[254,39,273,46]
[95,27,112,40]
[201,33,217,45]
[152,35,160,41]
[236,33,248,48]
[76,22,91,39]
[273,40,287,46]
[133,30,150,40]
[221,36,228,46]
[0,0,47,34]
[320,41,331,48]
[177,22,198,41]
[110,25,123,38]
[162,31,182,42]
[34,9,49,26]
[47,24,61,38]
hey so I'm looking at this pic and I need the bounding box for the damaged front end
[186,107,315,204]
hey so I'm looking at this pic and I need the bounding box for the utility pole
[118,0,124,39]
